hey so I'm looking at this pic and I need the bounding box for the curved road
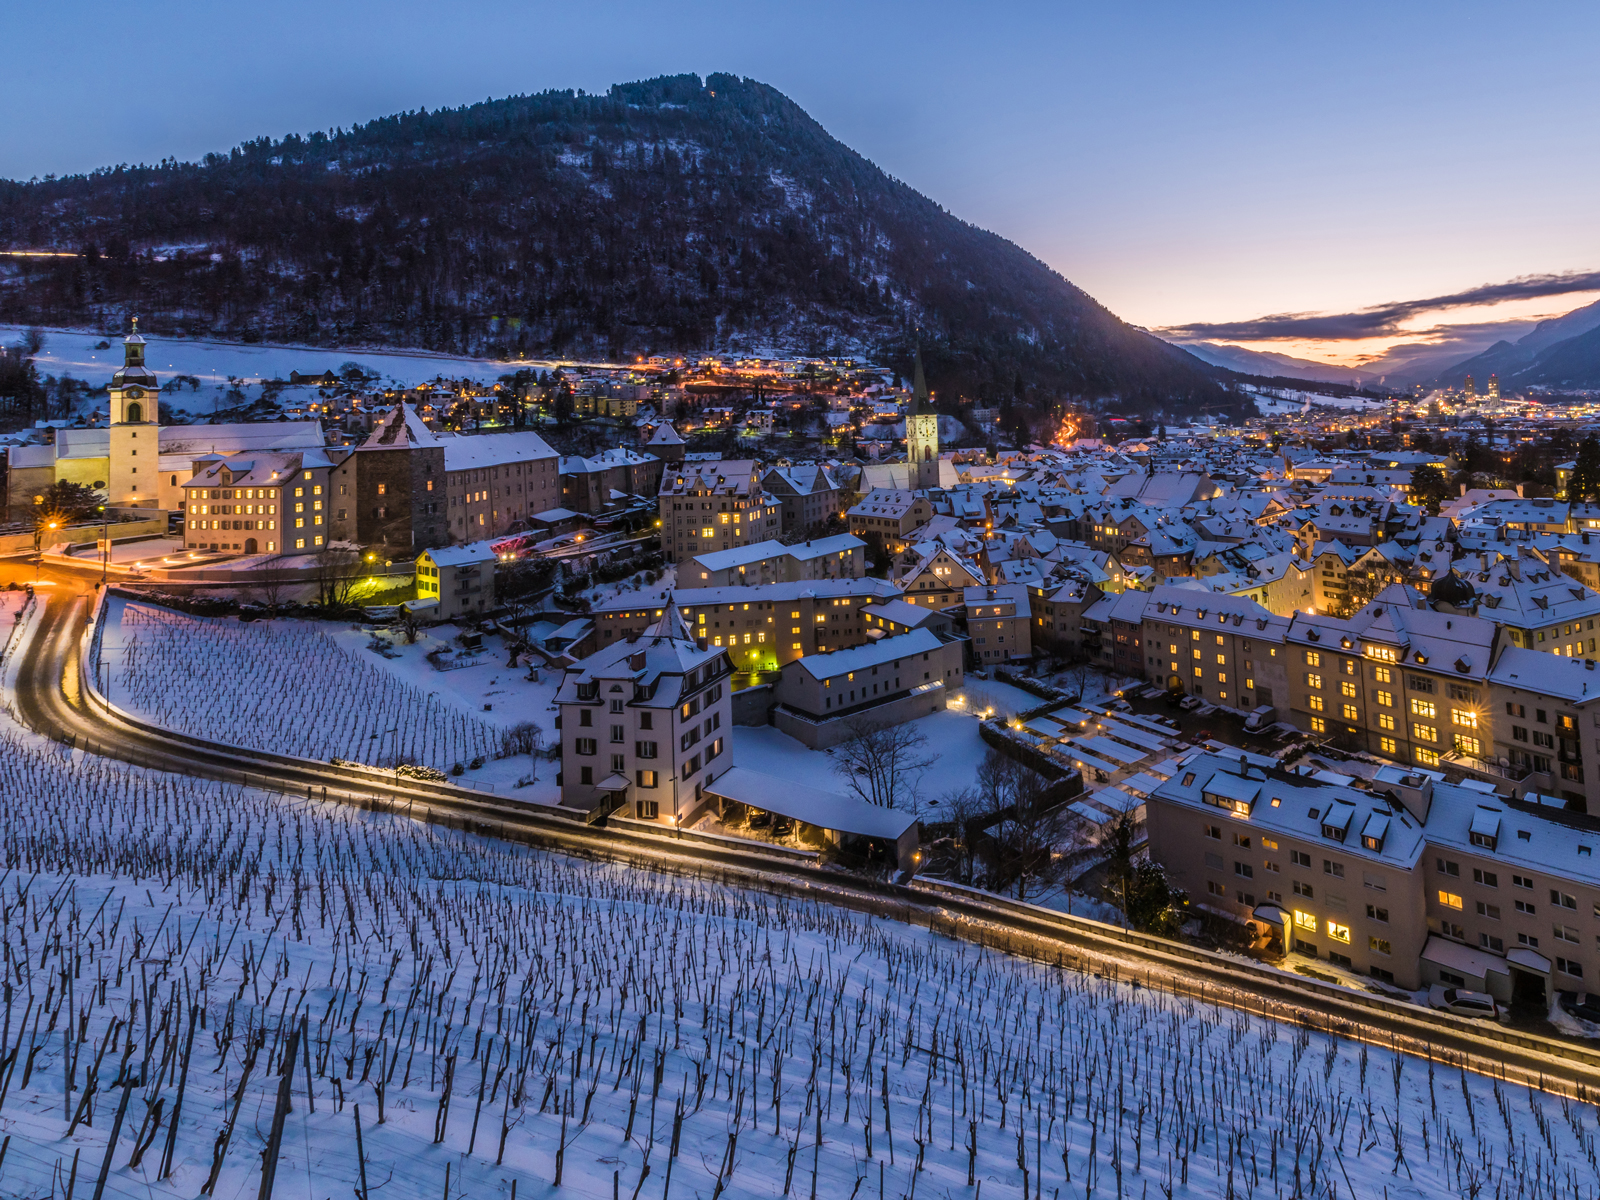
[11,574,1600,1097]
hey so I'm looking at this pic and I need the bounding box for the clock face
[125,387,144,399]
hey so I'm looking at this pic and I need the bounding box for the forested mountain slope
[0,73,1226,410]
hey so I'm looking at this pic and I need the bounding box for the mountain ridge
[1434,297,1600,389]
[0,73,1231,414]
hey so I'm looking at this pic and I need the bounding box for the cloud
[1159,270,1600,342]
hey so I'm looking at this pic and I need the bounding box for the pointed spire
[909,343,929,415]
[650,591,695,642]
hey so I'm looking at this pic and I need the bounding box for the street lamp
[98,505,108,586]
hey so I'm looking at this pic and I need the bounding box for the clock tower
[107,320,161,507]
[905,344,940,491]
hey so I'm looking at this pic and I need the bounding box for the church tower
[905,345,940,491]
[107,320,161,507]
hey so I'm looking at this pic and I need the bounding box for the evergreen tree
[1409,464,1452,515]
[1569,434,1600,502]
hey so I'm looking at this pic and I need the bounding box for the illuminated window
[1378,713,1395,730]
[1409,698,1436,718]
[1305,651,1321,667]
[1309,696,1324,712]
[1216,654,1226,665]
[1452,708,1477,729]
[1293,910,1317,931]
[1412,723,1437,743]
[1310,717,1326,733]
[1455,733,1481,756]
[1375,690,1393,707]
[1379,736,1397,754]
[1438,891,1463,910]
[1373,666,1392,684]
[1306,673,1323,689]
[1365,645,1397,662]
[1340,681,1356,698]
[1342,704,1358,720]
[701,527,714,538]
[1416,747,1440,766]
[1327,923,1350,944]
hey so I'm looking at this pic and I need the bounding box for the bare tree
[256,561,292,611]
[314,544,364,609]
[974,747,1052,899]
[831,718,935,810]
[396,605,423,645]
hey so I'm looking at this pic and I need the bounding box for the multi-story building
[588,578,901,672]
[892,542,984,611]
[848,489,934,552]
[963,583,1032,664]
[772,627,964,748]
[416,543,497,620]
[657,460,781,563]
[1462,551,1600,657]
[1284,593,1499,769]
[327,404,558,552]
[689,534,865,587]
[1485,647,1600,812]
[181,450,335,555]
[559,448,662,514]
[763,463,844,535]
[1027,580,1103,659]
[1140,587,1290,713]
[1081,589,1150,681]
[555,608,733,824]
[1149,750,1600,1006]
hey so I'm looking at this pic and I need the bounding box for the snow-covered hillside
[0,711,1585,1200]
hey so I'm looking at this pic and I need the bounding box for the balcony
[1441,749,1530,785]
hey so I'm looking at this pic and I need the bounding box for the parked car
[1428,985,1499,1019]
[1179,695,1204,712]
[1243,705,1276,732]
[1558,991,1600,1023]
[1163,689,1187,708]
[1108,698,1132,712]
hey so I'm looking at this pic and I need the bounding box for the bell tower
[107,319,161,507]
[905,344,940,491]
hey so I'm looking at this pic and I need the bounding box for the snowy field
[0,323,617,390]
[1246,386,1392,416]
[0,714,1588,1200]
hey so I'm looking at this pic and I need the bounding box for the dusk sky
[6,0,1598,368]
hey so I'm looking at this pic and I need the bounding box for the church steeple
[908,344,929,415]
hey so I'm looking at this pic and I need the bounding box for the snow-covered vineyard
[0,730,1592,1200]
[108,601,505,772]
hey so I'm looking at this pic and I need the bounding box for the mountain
[1171,340,1373,385]
[1434,297,1600,388]
[0,73,1228,411]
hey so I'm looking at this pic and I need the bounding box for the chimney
[696,636,708,651]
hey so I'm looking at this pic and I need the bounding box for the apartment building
[847,489,934,552]
[1149,751,1600,1005]
[558,448,662,514]
[1464,551,1600,656]
[555,609,733,825]
[772,627,965,749]
[1028,581,1103,659]
[1284,593,1499,769]
[892,543,984,611]
[764,463,844,535]
[588,578,901,672]
[963,583,1032,664]
[1140,587,1291,714]
[1486,648,1600,812]
[181,451,334,554]
[688,534,865,587]
[658,460,781,563]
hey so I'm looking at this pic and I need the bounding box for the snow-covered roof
[704,766,916,841]
[789,627,944,682]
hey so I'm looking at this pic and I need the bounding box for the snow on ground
[1,323,617,390]
[0,685,1585,1200]
[734,708,998,820]
[101,597,554,793]
[948,677,1047,721]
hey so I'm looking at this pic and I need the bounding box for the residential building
[848,489,934,552]
[556,608,733,823]
[772,627,964,748]
[1081,589,1150,680]
[1284,592,1499,769]
[559,448,662,514]
[1027,580,1103,659]
[416,542,497,620]
[963,583,1032,664]
[688,534,865,587]
[588,578,900,671]
[657,460,781,563]
[763,462,844,534]
[1485,648,1600,812]
[1148,750,1600,1004]
[892,541,984,610]
[1141,587,1290,713]
[181,451,335,555]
